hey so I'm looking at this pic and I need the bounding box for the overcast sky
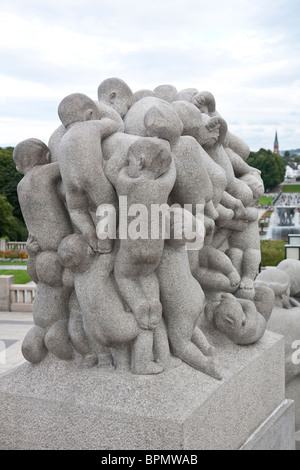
[0,0,299,151]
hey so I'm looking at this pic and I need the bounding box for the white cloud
[0,0,300,150]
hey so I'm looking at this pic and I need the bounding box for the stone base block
[240,400,295,450]
[0,330,294,450]
[286,375,300,432]
[296,431,300,451]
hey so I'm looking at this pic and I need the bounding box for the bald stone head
[97,77,135,118]
[58,93,101,128]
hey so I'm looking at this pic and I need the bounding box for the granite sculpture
[13,78,271,379]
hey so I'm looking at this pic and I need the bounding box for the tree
[0,147,28,240]
[246,148,285,190]
[0,147,23,221]
[0,195,16,238]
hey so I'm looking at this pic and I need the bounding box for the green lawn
[0,270,31,284]
[259,196,273,206]
[260,240,286,267]
[282,185,300,193]
[0,260,27,265]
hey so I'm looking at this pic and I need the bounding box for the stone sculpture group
[13,78,275,380]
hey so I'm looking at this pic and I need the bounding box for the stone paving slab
[0,265,28,270]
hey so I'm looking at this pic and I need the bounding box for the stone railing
[0,239,27,253]
[0,275,35,312]
[6,242,27,252]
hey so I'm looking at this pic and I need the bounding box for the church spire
[274,129,279,154]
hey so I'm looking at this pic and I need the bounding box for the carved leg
[132,330,163,375]
[153,319,182,370]
[192,327,215,356]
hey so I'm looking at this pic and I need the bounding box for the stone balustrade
[0,239,27,253]
[0,275,34,312]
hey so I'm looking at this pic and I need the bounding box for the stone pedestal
[0,329,295,450]
[286,376,300,432]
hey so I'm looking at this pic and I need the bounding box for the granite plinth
[0,329,291,450]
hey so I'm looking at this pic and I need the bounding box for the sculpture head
[255,268,292,309]
[13,138,50,175]
[58,93,101,128]
[127,137,172,179]
[153,84,177,103]
[172,100,202,139]
[144,103,183,146]
[133,89,157,102]
[277,259,300,298]
[97,77,135,118]
[192,91,217,116]
[175,88,199,103]
[240,172,264,202]
[197,114,226,149]
[124,97,183,147]
[213,295,266,345]
[58,234,94,273]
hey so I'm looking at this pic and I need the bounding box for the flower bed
[0,251,28,260]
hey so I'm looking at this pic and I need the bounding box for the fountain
[267,206,300,240]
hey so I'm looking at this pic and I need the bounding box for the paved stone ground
[0,311,33,375]
[0,265,28,270]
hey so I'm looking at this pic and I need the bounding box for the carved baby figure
[178,88,252,174]
[58,234,141,372]
[172,100,241,228]
[124,96,218,234]
[227,171,264,299]
[207,289,273,345]
[13,139,74,364]
[157,208,223,380]
[114,137,176,374]
[57,93,119,253]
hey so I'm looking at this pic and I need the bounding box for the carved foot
[228,270,241,287]
[205,357,223,381]
[80,354,98,369]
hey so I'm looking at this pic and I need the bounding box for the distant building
[274,130,280,155]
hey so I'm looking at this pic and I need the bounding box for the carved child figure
[157,208,223,380]
[57,93,119,253]
[114,137,176,374]
[13,139,74,364]
[208,291,272,345]
[227,172,264,299]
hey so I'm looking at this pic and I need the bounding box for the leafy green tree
[0,147,28,240]
[246,148,285,190]
[0,195,16,238]
[0,147,23,221]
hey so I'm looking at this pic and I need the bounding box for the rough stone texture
[286,376,300,431]
[296,430,300,450]
[277,259,300,298]
[0,330,289,450]
[239,400,295,450]
[256,267,300,309]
